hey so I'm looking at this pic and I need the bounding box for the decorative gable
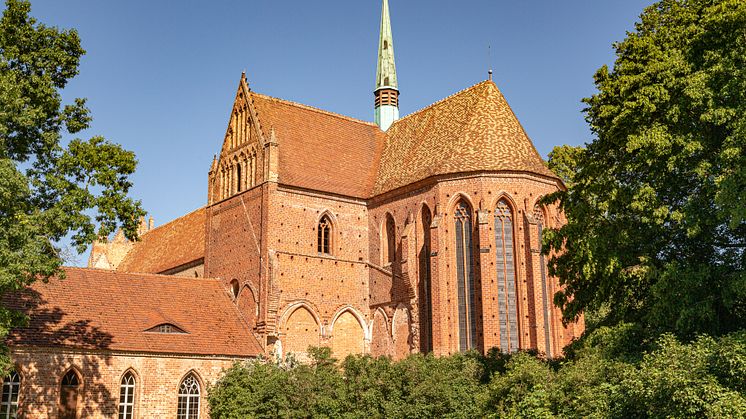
[208,73,267,204]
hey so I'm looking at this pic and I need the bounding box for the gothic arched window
[382,214,396,266]
[317,215,332,255]
[236,163,242,193]
[419,205,433,353]
[118,371,136,419]
[454,199,477,352]
[1,371,20,419]
[534,204,552,357]
[59,369,80,419]
[177,373,200,419]
[230,279,240,299]
[495,199,519,353]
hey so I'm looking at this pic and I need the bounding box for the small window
[236,164,242,192]
[145,323,187,334]
[177,374,201,419]
[383,40,388,50]
[230,279,240,299]
[382,214,396,266]
[60,370,80,419]
[118,372,136,419]
[1,371,20,419]
[317,215,332,255]
[384,76,390,86]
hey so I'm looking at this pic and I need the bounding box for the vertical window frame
[454,199,477,352]
[1,371,20,419]
[118,371,136,419]
[177,373,201,419]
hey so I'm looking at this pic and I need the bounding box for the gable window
[177,374,200,419]
[454,200,477,352]
[59,370,80,419]
[1,371,19,419]
[236,163,242,192]
[118,372,136,419]
[317,215,332,255]
[495,199,519,353]
[145,323,187,334]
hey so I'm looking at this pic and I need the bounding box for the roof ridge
[250,91,381,128]
[392,80,494,126]
[63,266,219,281]
[139,206,206,238]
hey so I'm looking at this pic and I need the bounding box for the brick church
[3,1,582,417]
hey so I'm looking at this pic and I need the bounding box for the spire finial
[374,0,400,131]
[488,45,493,81]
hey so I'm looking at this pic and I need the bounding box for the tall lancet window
[236,163,242,193]
[419,205,433,353]
[454,200,477,351]
[317,215,332,255]
[495,199,519,353]
[534,205,551,357]
[382,214,396,266]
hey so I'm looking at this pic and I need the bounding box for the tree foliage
[0,0,143,367]
[209,334,746,418]
[544,0,746,339]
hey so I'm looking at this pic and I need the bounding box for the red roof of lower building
[4,267,261,357]
[117,207,206,274]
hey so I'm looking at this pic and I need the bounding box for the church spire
[374,0,399,131]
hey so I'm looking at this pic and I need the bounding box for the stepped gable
[250,92,386,198]
[3,267,261,357]
[373,80,558,195]
[117,207,206,274]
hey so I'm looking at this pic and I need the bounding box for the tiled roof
[372,81,558,195]
[250,93,386,198]
[117,207,206,274]
[4,267,261,357]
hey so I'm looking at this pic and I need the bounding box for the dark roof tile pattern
[373,81,558,195]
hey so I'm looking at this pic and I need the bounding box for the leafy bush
[209,332,746,418]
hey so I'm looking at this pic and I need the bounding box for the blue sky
[17,0,653,264]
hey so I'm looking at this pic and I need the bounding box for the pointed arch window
[454,200,477,351]
[382,214,396,266]
[419,205,433,353]
[1,371,20,419]
[118,372,136,419]
[236,163,242,192]
[59,370,80,419]
[534,205,552,357]
[317,215,332,255]
[495,199,519,353]
[177,374,200,419]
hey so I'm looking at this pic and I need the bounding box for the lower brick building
[3,1,583,416]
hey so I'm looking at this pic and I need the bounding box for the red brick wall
[367,173,580,357]
[11,347,246,418]
[267,187,371,358]
[203,172,582,361]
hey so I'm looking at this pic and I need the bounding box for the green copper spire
[375,0,397,90]
[374,0,399,130]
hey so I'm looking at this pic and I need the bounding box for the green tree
[544,0,746,339]
[546,145,584,188]
[0,0,143,366]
